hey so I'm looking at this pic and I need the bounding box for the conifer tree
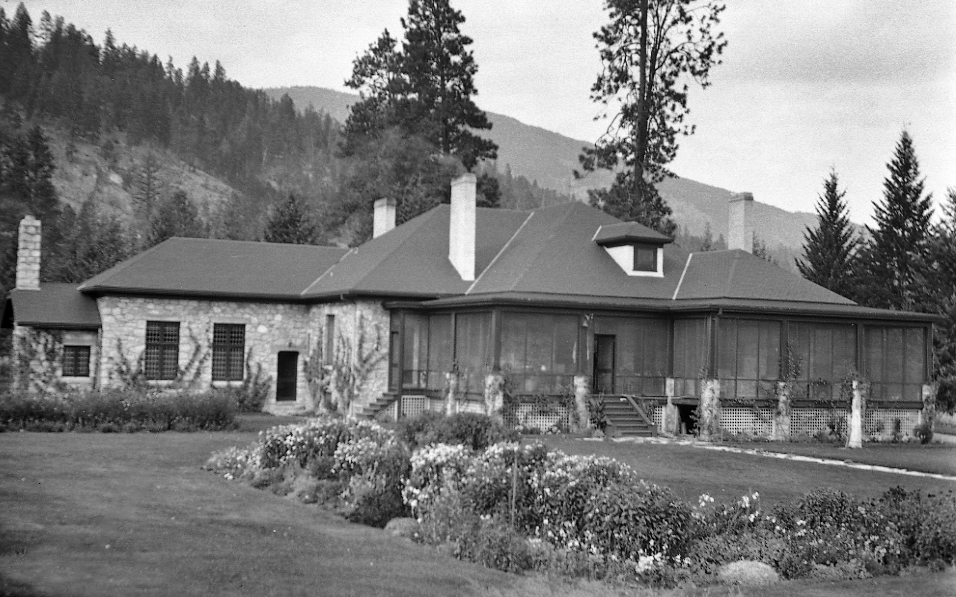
[857,130,933,310]
[796,170,858,298]
[263,193,317,245]
[147,190,205,247]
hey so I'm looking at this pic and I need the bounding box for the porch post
[920,383,937,430]
[572,374,590,432]
[483,373,505,424]
[698,379,721,441]
[847,379,867,449]
[444,371,459,416]
[772,381,791,441]
[662,377,680,436]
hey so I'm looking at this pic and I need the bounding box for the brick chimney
[728,192,754,253]
[16,215,41,290]
[373,198,396,238]
[449,173,476,281]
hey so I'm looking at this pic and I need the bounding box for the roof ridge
[466,212,534,295]
[725,251,740,298]
[672,253,694,300]
[503,202,581,293]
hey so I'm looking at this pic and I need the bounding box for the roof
[593,221,673,246]
[79,237,349,300]
[302,206,528,299]
[2,284,101,329]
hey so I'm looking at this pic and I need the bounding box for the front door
[593,334,616,394]
[276,351,298,402]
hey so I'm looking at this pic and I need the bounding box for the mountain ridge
[265,86,819,260]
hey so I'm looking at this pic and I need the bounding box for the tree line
[797,130,956,411]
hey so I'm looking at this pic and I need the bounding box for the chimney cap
[730,192,754,203]
[374,197,396,208]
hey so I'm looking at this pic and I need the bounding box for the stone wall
[308,300,390,416]
[95,296,391,415]
[11,325,98,392]
[97,296,313,412]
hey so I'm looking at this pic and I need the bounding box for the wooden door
[593,334,616,394]
[276,351,298,402]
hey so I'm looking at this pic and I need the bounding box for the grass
[0,418,954,597]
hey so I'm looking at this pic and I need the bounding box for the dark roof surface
[303,206,528,298]
[593,221,673,245]
[79,238,349,299]
[3,284,101,328]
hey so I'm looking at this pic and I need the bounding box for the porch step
[356,392,401,420]
[599,396,656,437]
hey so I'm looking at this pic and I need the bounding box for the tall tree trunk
[634,0,649,200]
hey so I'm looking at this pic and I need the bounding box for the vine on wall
[324,313,387,416]
[14,328,67,394]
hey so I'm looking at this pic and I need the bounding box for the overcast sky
[15,0,956,224]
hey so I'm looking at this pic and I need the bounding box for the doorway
[276,351,298,402]
[593,334,616,394]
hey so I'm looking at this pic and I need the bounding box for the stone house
[2,175,939,438]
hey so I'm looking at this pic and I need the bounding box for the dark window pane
[427,314,452,389]
[634,245,657,272]
[146,321,180,380]
[717,319,736,378]
[737,320,759,380]
[810,326,832,380]
[759,321,780,380]
[62,345,91,377]
[865,327,884,382]
[904,328,924,384]
[212,323,245,381]
[885,328,904,384]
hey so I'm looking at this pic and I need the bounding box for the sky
[13,0,956,224]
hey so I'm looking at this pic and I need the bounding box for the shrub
[913,422,933,444]
[456,516,534,574]
[880,486,956,567]
[0,389,236,432]
[396,411,518,451]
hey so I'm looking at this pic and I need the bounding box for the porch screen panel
[402,313,428,388]
[865,326,925,402]
[500,313,578,394]
[609,318,668,396]
[454,312,493,395]
[673,318,707,396]
[426,314,452,390]
[789,322,857,401]
[718,319,781,400]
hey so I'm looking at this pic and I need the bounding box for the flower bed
[0,389,236,432]
[207,412,956,588]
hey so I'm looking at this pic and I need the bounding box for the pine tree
[53,200,130,282]
[263,193,317,244]
[796,170,859,298]
[857,130,933,310]
[147,190,205,247]
[133,150,164,222]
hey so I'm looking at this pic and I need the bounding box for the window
[500,313,579,393]
[402,313,428,387]
[62,345,91,377]
[673,318,708,396]
[718,319,781,399]
[212,324,245,381]
[788,322,856,401]
[592,316,668,395]
[633,244,658,272]
[865,326,925,401]
[324,314,335,365]
[145,321,180,380]
[453,312,493,394]
[426,314,453,390]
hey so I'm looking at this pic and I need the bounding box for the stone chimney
[449,173,476,281]
[728,192,754,253]
[373,198,396,238]
[16,215,41,290]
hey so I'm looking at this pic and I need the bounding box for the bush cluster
[396,411,518,451]
[208,411,956,587]
[0,390,236,432]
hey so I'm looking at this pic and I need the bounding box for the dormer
[593,222,672,277]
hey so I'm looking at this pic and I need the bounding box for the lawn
[540,437,956,506]
[0,422,954,597]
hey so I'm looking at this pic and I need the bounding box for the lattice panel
[400,395,428,419]
[503,403,570,432]
[653,406,664,432]
[791,408,847,437]
[865,409,920,438]
[720,407,773,436]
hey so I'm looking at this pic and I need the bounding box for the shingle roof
[79,238,349,299]
[302,206,529,298]
[2,284,101,328]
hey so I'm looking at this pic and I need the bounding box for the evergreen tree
[147,190,205,247]
[53,200,129,282]
[752,234,777,265]
[263,193,317,244]
[857,130,933,310]
[132,150,164,222]
[578,0,726,235]
[343,0,497,169]
[796,170,859,298]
